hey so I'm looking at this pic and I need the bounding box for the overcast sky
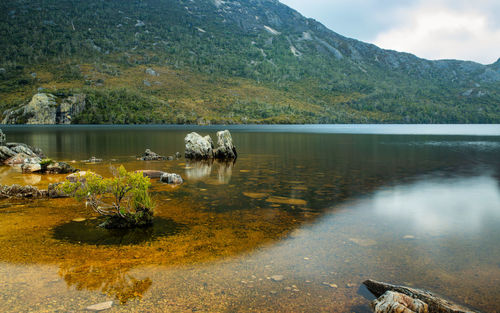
[280,0,500,65]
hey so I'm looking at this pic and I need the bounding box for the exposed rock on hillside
[2,93,86,125]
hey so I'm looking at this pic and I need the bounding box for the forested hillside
[0,0,499,124]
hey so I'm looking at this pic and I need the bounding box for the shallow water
[0,125,499,312]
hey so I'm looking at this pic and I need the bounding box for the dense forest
[0,0,499,124]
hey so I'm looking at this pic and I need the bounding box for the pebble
[270,275,284,282]
[85,301,113,311]
[72,218,86,222]
[403,235,416,240]
[322,282,338,288]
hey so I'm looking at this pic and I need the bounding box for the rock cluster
[0,129,76,174]
[0,183,67,199]
[139,149,166,161]
[184,130,237,160]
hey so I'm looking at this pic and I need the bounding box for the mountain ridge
[0,0,499,123]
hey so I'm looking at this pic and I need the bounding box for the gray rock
[136,170,166,179]
[45,162,77,174]
[10,144,37,157]
[145,68,159,76]
[0,146,16,162]
[4,153,41,166]
[57,94,86,124]
[214,130,237,160]
[6,142,45,158]
[160,173,183,185]
[21,163,42,173]
[139,149,166,161]
[143,80,152,87]
[175,152,182,159]
[86,301,114,311]
[24,93,58,124]
[185,132,214,159]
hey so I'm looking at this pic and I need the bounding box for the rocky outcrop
[184,130,237,160]
[214,130,237,159]
[160,173,183,185]
[58,94,86,124]
[2,93,86,125]
[139,149,166,161]
[185,132,214,159]
[363,279,480,313]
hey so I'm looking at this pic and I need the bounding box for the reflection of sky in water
[372,175,500,234]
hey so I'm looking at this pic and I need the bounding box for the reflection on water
[185,159,235,184]
[0,125,499,312]
[53,217,186,245]
[373,176,500,233]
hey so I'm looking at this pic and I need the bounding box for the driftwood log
[363,279,481,313]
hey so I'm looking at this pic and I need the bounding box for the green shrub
[59,166,154,228]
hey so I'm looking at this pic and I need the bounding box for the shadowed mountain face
[0,0,499,123]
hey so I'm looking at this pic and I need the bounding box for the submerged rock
[86,301,114,311]
[185,132,214,159]
[160,173,183,185]
[214,130,237,160]
[139,149,166,161]
[137,170,165,179]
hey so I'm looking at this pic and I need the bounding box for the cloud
[280,0,500,64]
[373,4,500,64]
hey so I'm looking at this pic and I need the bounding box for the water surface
[0,125,499,312]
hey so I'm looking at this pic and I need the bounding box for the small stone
[322,282,338,288]
[270,275,284,282]
[403,235,416,240]
[160,173,183,185]
[346,283,356,288]
[72,218,86,222]
[86,301,113,311]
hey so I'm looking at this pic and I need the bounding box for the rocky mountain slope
[0,0,499,123]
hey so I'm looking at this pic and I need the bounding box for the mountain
[0,0,499,124]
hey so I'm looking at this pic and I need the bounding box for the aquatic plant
[59,166,154,228]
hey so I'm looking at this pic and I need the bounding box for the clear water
[0,125,499,312]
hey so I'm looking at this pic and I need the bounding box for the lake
[0,125,499,312]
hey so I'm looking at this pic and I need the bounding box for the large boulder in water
[214,130,237,160]
[185,132,214,159]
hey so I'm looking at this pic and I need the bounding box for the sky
[280,0,500,65]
